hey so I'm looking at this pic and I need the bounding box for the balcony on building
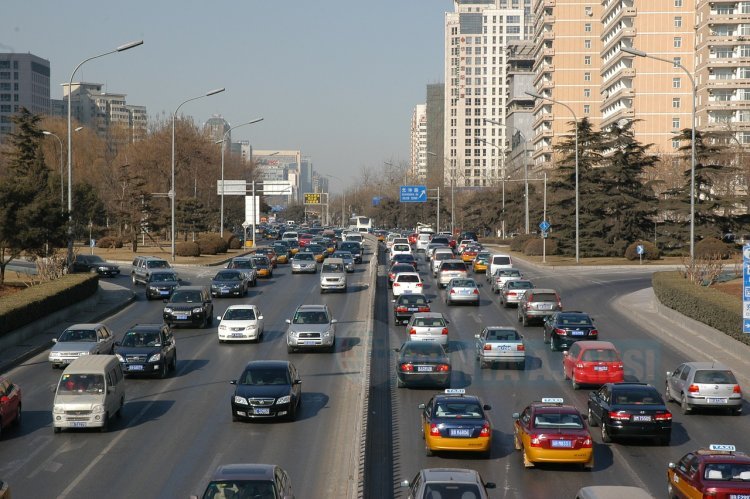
[600,106,635,129]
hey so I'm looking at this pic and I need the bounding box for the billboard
[304,193,322,204]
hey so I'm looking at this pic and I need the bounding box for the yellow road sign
[304,193,321,204]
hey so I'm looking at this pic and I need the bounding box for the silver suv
[665,362,743,415]
[436,259,468,289]
[285,304,337,353]
[319,258,347,293]
[131,256,171,285]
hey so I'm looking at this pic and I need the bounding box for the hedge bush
[510,234,535,252]
[523,238,558,256]
[695,237,734,259]
[96,236,123,249]
[624,241,660,261]
[652,271,748,347]
[175,241,201,257]
[197,234,228,255]
[0,274,99,337]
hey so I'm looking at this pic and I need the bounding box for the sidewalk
[0,280,135,374]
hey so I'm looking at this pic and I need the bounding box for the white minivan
[52,355,125,433]
[415,233,432,252]
[281,231,299,242]
[486,253,513,280]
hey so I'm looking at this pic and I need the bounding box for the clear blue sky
[2,1,453,189]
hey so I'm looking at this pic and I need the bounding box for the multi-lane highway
[1,239,748,498]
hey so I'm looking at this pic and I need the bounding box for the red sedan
[298,233,313,247]
[563,341,623,390]
[0,375,22,439]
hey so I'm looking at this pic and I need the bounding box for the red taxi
[0,375,22,438]
[562,341,624,390]
[513,397,594,470]
[668,444,750,498]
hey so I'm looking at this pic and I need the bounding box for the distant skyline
[1,1,453,190]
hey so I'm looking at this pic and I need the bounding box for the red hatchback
[563,341,623,390]
[0,375,22,439]
[298,233,313,247]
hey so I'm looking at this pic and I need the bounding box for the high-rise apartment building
[205,115,230,145]
[506,40,535,177]
[410,104,427,182]
[601,0,694,155]
[444,0,525,188]
[530,0,603,167]
[425,84,446,189]
[0,53,50,139]
[62,82,146,143]
[696,0,750,145]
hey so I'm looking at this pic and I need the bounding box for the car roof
[296,304,328,311]
[419,468,483,483]
[574,341,615,350]
[66,323,108,329]
[412,312,445,319]
[243,360,290,370]
[681,361,732,370]
[127,324,166,332]
[225,304,259,310]
[210,463,277,482]
[174,285,205,291]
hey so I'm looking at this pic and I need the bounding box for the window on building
[0,104,9,112]
[742,2,750,14]
[465,118,472,126]
[584,88,591,97]
[741,24,750,36]
[584,23,592,32]
[672,118,680,129]
[672,139,681,149]
[583,104,590,114]
[0,72,9,79]
[674,37,682,48]
[674,16,682,28]
[507,26,520,34]
[584,56,591,65]
[741,66,750,78]
[0,83,9,91]
[0,94,10,102]
[584,39,591,49]
[584,72,591,81]
[673,77,681,88]
[740,131,750,144]
[465,149,472,157]
[673,57,682,68]
[0,61,8,69]
[672,97,681,108]
[674,0,682,6]
[585,6,593,16]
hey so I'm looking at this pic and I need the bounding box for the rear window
[492,256,511,265]
[508,281,532,289]
[440,262,467,271]
[486,329,520,341]
[415,317,446,327]
[612,388,663,405]
[581,349,620,362]
[400,295,428,305]
[397,275,420,283]
[531,293,558,302]
[694,370,737,384]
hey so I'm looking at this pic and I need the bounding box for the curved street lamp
[170,87,226,260]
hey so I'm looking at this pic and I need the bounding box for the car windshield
[322,263,344,273]
[558,314,591,325]
[240,368,291,385]
[224,308,256,321]
[434,401,483,418]
[121,331,161,347]
[402,343,443,356]
[215,272,242,281]
[295,253,314,261]
[534,412,584,429]
[340,243,359,252]
[581,349,620,362]
[400,295,428,305]
[612,388,663,405]
[703,463,750,481]
[231,260,254,269]
[486,329,519,341]
[202,480,276,499]
[333,252,352,260]
[251,258,269,266]
[150,273,176,282]
[58,329,97,342]
[58,374,105,394]
[307,245,325,253]
[694,370,737,384]
[293,311,329,324]
[171,291,202,303]
[414,317,445,327]
[423,484,481,498]
[508,281,533,289]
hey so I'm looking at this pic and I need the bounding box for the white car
[431,248,455,276]
[486,253,513,281]
[407,312,449,346]
[217,304,265,343]
[392,271,423,296]
[415,233,433,252]
[389,243,412,260]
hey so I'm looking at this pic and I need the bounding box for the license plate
[538,303,553,310]
[730,495,750,499]
[231,333,245,338]
[449,429,472,437]
[403,289,412,294]
[707,398,728,404]
[417,366,434,372]
[159,290,169,295]
[253,408,270,415]
[551,440,572,448]
[128,365,144,371]
[632,415,652,422]
[571,330,585,336]
[176,314,188,320]
[459,289,470,295]
[71,422,87,428]
[303,340,317,345]
[496,344,512,350]
[594,366,608,371]
[407,307,418,312]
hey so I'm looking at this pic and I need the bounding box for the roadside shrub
[695,237,733,259]
[224,234,241,250]
[176,241,201,257]
[510,234,534,252]
[96,236,123,249]
[624,241,661,261]
[198,233,228,255]
[653,271,748,347]
[523,238,558,256]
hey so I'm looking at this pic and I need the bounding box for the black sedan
[387,262,417,289]
[70,254,120,277]
[542,311,598,351]
[391,253,418,269]
[210,270,249,298]
[230,360,302,422]
[144,270,181,300]
[587,382,672,445]
[392,293,431,325]
[394,341,450,388]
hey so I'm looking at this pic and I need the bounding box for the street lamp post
[479,138,508,237]
[42,131,64,211]
[171,87,226,261]
[66,39,143,268]
[525,91,579,262]
[216,118,264,237]
[621,46,697,260]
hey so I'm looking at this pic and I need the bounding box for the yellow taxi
[250,255,273,278]
[256,247,278,268]
[305,244,327,263]
[461,245,480,263]
[376,230,387,242]
[513,398,594,470]
[272,243,290,264]
[472,252,491,273]
[288,240,300,255]
[668,444,750,498]
[419,389,492,458]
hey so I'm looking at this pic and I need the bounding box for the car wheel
[425,444,434,457]
[170,353,177,371]
[207,313,213,327]
[131,275,137,285]
[571,376,579,390]
[514,432,522,450]
[287,345,295,354]
[587,407,598,427]
[522,315,528,327]
[517,313,522,323]
[732,407,743,416]
[680,394,692,415]
[14,404,21,426]
[54,426,61,434]
[517,360,525,370]
[479,359,487,369]
[480,448,491,459]
[99,412,109,433]
[116,398,124,418]
[232,413,241,422]
[563,367,569,380]
[600,422,612,443]
[522,449,534,468]
[159,362,168,379]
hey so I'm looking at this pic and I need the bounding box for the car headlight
[98,266,107,271]
[49,352,60,359]
[288,330,298,338]
[218,325,227,331]
[148,353,161,362]
[115,353,125,362]
[211,284,219,289]
[148,285,157,291]
[323,329,332,337]
[232,284,240,289]
[234,396,248,405]
[276,395,291,405]
[192,307,204,314]
[245,325,256,331]
[164,307,173,313]
[92,404,105,414]
[80,351,90,356]
[53,405,65,414]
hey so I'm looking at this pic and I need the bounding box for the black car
[338,241,362,263]
[587,382,672,445]
[230,360,302,422]
[387,263,417,289]
[144,270,181,300]
[394,341,450,388]
[543,311,598,351]
[210,269,249,298]
[114,323,176,378]
[392,293,431,325]
[163,286,214,328]
[198,463,294,499]
[391,253,418,270]
[70,254,120,277]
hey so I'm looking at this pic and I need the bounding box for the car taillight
[609,411,631,421]
[654,412,672,421]
[580,436,593,448]
[616,363,623,370]
[688,384,699,393]
[530,434,543,447]
[517,344,525,351]
[393,282,400,287]
[430,423,440,436]
[734,384,742,394]
[473,289,479,295]
[483,344,492,351]
[576,363,584,369]
[590,329,598,336]
[508,291,517,297]
[436,364,450,372]
[557,301,562,309]
[479,423,491,437]
[388,273,395,279]
[418,306,430,312]
[450,289,456,294]
[409,328,416,335]
[441,327,449,335]
[554,328,567,336]
[396,306,407,313]
[400,363,414,372]
[416,283,423,287]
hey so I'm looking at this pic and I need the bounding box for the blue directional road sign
[400,185,427,203]
[539,220,550,232]
[744,244,750,334]
[636,244,645,255]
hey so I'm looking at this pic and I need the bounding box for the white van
[415,233,432,252]
[281,231,299,242]
[486,253,513,280]
[52,355,125,433]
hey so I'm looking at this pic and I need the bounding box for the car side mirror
[483,404,491,411]
[331,319,338,324]
[418,403,426,409]
[229,380,237,385]
[666,371,673,378]
[668,462,675,470]
[512,412,520,419]
[258,315,264,320]
[52,338,58,343]
[294,379,302,385]
[217,316,222,321]
[114,341,121,347]
[285,319,292,324]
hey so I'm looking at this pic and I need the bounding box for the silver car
[499,279,534,308]
[431,248,455,276]
[406,312,450,346]
[48,323,116,368]
[490,268,523,293]
[436,259,468,289]
[402,468,495,499]
[475,326,525,369]
[319,258,347,293]
[285,304,337,353]
[444,278,481,306]
[291,252,317,274]
[665,362,743,415]
[330,250,355,272]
